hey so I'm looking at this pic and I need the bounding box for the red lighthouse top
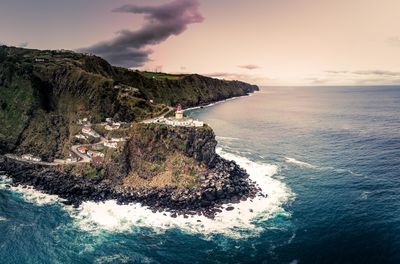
[176,104,182,111]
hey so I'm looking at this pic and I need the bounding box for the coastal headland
[0,45,260,217]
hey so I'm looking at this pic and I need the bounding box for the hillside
[0,123,260,215]
[0,45,258,158]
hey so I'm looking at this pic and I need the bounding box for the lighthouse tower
[175,104,184,119]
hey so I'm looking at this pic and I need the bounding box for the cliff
[0,124,262,217]
[0,45,258,157]
[0,45,261,216]
[104,124,218,188]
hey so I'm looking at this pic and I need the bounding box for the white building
[82,127,92,134]
[175,104,184,119]
[105,123,120,131]
[110,137,126,142]
[21,154,41,162]
[75,134,87,139]
[193,120,204,127]
[104,142,118,149]
[165,118,192,127]
[82,127,100,138]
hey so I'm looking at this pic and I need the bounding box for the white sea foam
[0,216,7,221]
[68,148,294,238]
[216,136,240,141]
[285,157,317,169]
[0,149,294,238]
[183,94,250,112]
[284,158,362,176]
[0,176,64,206]
[359,191,370,200]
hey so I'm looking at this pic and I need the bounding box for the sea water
[1,86,399,263]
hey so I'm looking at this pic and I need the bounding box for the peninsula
[0,45,260,218]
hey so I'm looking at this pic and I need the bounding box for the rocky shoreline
[0,155,264,218]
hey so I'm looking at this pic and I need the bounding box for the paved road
[5,112,161,167]
[141,107,174,124]
[70,145,91,163]
[5,154,60,166]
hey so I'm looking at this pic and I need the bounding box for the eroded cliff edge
[0,124,262,218]
[0,46,258,157]
[0,45,261,217]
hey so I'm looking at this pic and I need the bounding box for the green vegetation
[0,45,257,159]
[60,163,102,180]
[139,71,185,80]
[0,77,34,148]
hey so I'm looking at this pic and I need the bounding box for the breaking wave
[183,94,251,112]
[70,148,294,238]
[285,157,317,169]
[216,136,240,141]
[284,157,362,176]
[0,175,63,206]
[0,148,294,239]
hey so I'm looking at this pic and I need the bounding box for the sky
[1,0,400,86]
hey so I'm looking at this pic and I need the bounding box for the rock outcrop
[0,45,258,157]
[0,124,263,218]
[0,45,262,217]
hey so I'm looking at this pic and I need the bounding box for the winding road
[6,106,176,167]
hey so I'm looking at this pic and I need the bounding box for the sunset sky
[1,0,400,85]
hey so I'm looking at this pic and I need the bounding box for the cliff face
[0,124,261,217]
[0,46,258,157]
[0,47,160,157]
[113,69,259,107]
[103,124,218,189]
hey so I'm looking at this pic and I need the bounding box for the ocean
[1,86,400,263]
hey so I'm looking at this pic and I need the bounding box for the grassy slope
[0,46,258,160]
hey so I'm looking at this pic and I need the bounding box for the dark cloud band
[79,0,203,67]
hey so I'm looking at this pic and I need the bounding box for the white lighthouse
[175,104,184,120]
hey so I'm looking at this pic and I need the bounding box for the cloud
[315,69,400,85]
[352,70,400,76]
[79,0,203,67]
[238,64,260,70]
[325,70,349,74]
[386,36,400,46]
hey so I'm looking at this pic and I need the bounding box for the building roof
[91,156,103,165]
[78,146,87,151]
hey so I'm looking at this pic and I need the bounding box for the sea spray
[0,175,64,206]
[68,148,294,238]
[0,149,294,238]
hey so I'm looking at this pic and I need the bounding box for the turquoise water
[1,86,400,263]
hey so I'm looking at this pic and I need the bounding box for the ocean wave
[216,136,240,141]
[284,157,317,169]
[0,149,294,239]
[0,216,7,221]
[0,176,64,206]
[69,148,294,238]
[183,94,249,112]
[284,157,362,177]
[331,168,362,176]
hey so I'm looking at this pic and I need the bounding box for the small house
[193,120,204,127]
[75,134,86,139]
[104,142,118,149]
[77,146,87,154]
[82,127,92,134]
